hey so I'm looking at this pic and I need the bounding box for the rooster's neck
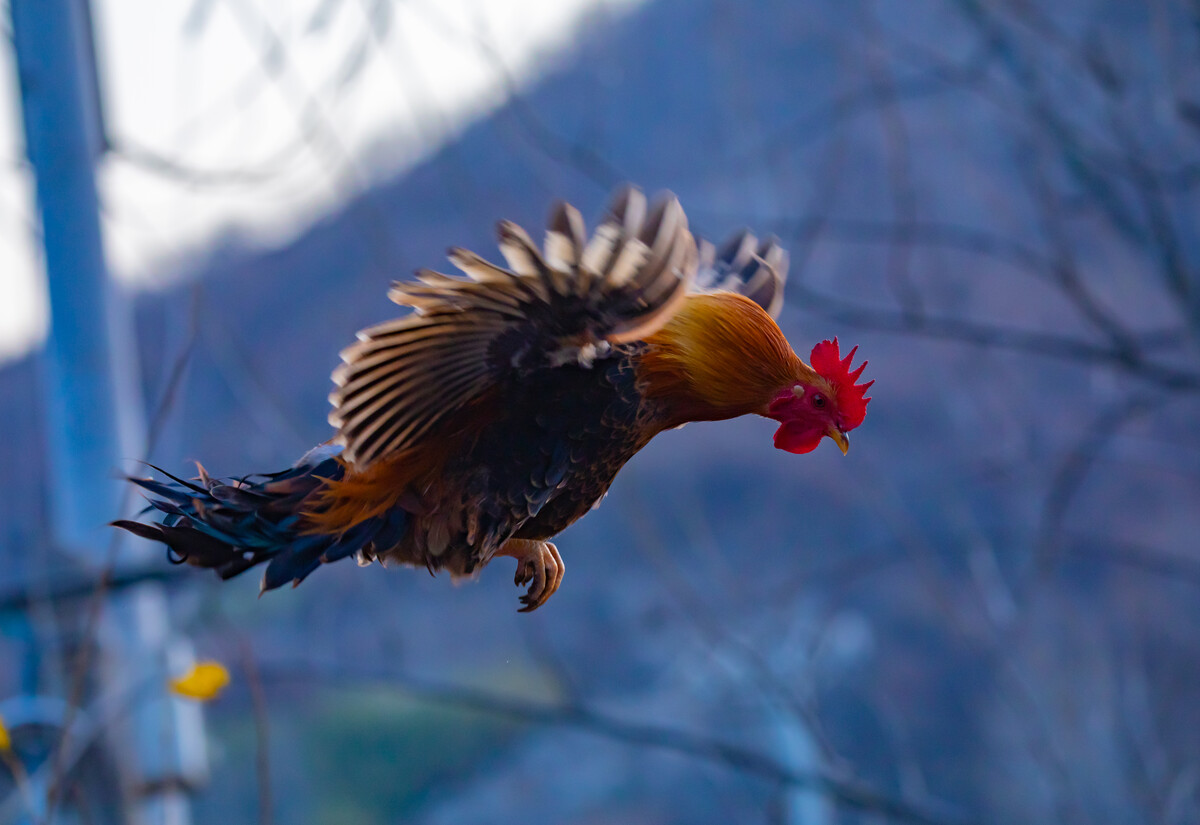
[637,293,813,427]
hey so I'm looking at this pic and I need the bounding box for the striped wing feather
[330,187,697,468]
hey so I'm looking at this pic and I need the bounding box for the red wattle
[773,421,823,454]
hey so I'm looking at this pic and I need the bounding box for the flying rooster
[115,188,872,612]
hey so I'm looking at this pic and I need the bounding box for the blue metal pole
[10,2,207,822]
[10,0,142,549]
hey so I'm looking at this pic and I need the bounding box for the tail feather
[695,230,789,319]
[113,452,408,591]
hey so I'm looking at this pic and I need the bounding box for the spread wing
[330,187,697,468]
[694,230,789,318]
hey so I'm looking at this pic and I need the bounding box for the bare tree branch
[783,279,1200,392]
[262,662,978,825]
[240,642,273,825]
[1034,394,1167,576]
[45,287,202,820]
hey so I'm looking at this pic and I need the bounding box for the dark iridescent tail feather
[113,451,407,592]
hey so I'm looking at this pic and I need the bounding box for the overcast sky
[0,0,638,362]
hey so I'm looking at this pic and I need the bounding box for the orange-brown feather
[637,292,815,426]
[301,394,496,535]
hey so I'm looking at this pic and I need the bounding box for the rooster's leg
[496,539,564,612]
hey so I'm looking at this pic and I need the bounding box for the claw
[498,539,565,612]
[514,560,533,587]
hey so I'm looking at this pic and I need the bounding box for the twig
[861,0,925,320]
[1033,395,1166,577]
[1061,534,1200,588]
[0,743,45,825]
[240,641,274,825]
[621,484,840,764]
[263,661,977,825]
[0,564,186,615]
[45,287,202,820]
[108,136,298,189]
[457,4,626,190]
[783,279,1200,392]
[747,25,1003,168]
[2,674,164,823]
[212,0,409,276]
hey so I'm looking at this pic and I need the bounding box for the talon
[498,539,566,612]
[514,560,532,587]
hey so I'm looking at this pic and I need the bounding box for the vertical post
[10,0,140,546]
[10,1,207,823]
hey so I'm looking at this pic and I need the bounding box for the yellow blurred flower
[169,661,231,701]
[0,713,10,751]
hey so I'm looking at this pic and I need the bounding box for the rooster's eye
[811,393,827,409]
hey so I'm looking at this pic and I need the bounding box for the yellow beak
[827,427,850,456]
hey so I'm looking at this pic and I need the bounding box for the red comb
[810,337,872,430]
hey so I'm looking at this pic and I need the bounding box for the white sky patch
[0,0,641,363]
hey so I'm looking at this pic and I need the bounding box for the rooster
[115,188,871,611]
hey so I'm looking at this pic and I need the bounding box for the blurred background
[1,0,1198,823]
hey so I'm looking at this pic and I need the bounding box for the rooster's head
[767,338,872,455]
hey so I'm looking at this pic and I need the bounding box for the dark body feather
[396,344,656,577]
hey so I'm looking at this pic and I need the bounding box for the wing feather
[349,363,489,467]
[543,202,586,275]
[330,186,698,468]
